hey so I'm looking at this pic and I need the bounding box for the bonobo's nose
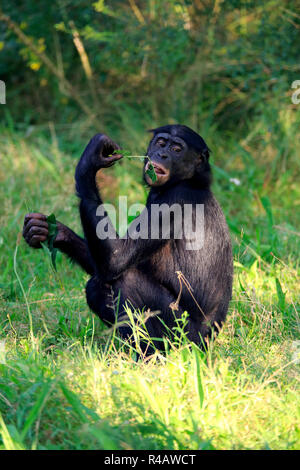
[155,151,168,160]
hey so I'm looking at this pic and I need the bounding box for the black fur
[23,125,233,354]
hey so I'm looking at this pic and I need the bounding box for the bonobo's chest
[138,239,184,285]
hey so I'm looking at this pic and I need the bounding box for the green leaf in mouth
[145,160,157,182]
[110,149,158,183]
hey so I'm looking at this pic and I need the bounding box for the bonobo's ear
[196,148,210,166]
[201,148,210,161]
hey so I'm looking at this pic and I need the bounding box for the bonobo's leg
[85,268,209,352]
[23,213,95,275]
[118,269,210,346]
[85,275,135,347]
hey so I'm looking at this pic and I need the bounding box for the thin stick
[170,270,208,321]
[128,0,145,24]
[68,20,99,107]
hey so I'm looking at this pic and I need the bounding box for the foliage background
[0,0,299,450]
[1,1,299,135]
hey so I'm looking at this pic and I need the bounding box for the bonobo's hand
[77,133,122,174]
[23,213,69,249]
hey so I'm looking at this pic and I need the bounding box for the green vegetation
[0,0,299,450]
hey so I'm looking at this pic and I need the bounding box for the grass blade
[275,278,286,311]
[20,380,53,441]
[60,383,99,423]
[192,345,204,409]
[0,414,26,450]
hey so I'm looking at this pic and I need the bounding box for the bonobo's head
[144,124,211,188]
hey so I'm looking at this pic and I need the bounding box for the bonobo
[23,124,233,351]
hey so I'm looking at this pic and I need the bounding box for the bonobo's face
[144,133,199,187]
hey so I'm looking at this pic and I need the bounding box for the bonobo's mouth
[145,161,170,186]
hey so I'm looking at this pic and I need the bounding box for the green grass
[0,119,299,450]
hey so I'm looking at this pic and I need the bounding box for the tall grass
[0,114,299,450]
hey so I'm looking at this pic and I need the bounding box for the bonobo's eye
[156,138,166,147]
[171,144,182,153]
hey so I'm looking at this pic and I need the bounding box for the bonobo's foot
[23,213,69,249]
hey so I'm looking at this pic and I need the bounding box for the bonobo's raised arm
[75,134,176,280]
[23,213,95,275]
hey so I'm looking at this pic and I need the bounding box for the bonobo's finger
[96,135,123,168]
[24,213,47,226]
[23,218,48,237]
[23,214,49,249]
[26,226,49,239]
[26,234,48,248]
[78,133,122,171]
[101,136,120,156]
[102,153,123,167]
[88,133,119,156]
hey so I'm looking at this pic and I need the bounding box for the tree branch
[0,9,98,125]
